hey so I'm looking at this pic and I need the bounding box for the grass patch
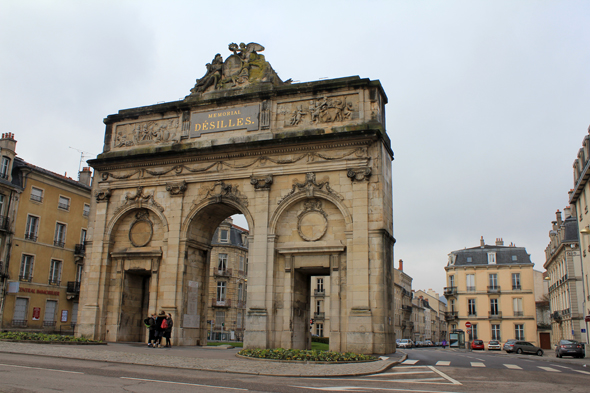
[238,348,377,362]
[207,341,243,347]
[0,332,101,343]
[311,342,329,351]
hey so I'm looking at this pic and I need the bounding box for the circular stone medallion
[129,220,153,247]
[298,211,328,242]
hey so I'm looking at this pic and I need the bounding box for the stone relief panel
[112,118,180,150]
[297,199,328,242]
[276,94,359,128]
[110,208,165,250]
[128,210,153,248]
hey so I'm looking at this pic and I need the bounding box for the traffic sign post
[465,322,472,351]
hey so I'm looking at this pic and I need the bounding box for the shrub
[238,348,377,362]
[0,332,101,343]
[311,336,329,344]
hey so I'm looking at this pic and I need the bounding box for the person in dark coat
[155,310,166,348]
[163,313,173,347]
[146,313,156,347]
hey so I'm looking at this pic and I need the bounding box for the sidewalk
[0,341,405,377]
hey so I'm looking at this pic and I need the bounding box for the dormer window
[0,157,10,179]
[466,257,472,263]
[488,252,496,264]
[219,229,229,243]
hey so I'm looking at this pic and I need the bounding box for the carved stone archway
[77,43,395,354]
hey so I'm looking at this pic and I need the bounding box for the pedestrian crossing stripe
[402,359,420,365]
[504,364,522,369]
[538,367,560,372]
[470,362,485,367]
[573,369,590,375]
[435,361,450,366]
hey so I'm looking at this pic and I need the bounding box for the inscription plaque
[190,104,260,137]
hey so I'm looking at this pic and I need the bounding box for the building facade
[0,141,91,332]
[568,128,590,354]
[393,259,413,339]
[310,275,331,337]
[444,237,537,344]
[207,218,248,341]
[543,207,585,347]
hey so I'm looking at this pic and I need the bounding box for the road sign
[465,321,472,328]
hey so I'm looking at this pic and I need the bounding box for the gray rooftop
[448,243,532,267]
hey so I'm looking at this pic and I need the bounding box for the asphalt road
[1,348,589,392]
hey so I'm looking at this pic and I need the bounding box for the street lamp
[580,226,590,234]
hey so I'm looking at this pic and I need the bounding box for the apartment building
[444,237,537,344]
[393,259,414,339]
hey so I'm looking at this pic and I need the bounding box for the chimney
[551,221,558,231]
[398,259,403,271]
[0,132,17,153]
[480,236,485,247]
[495,238,504,246]
[564,206,572,219]
[78,167,92,187]
[555,210,562,226]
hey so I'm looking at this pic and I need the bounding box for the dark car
[503,339,517,352]
[506,341,543,356]
[471,339,485,350]
[555,340,585,358]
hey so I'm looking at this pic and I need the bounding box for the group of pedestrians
[145,310,173,348]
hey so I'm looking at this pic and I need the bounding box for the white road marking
[573,369,590,375]
[379,356,390,360]
[470,362,485,367]
[537,367,560,372]
[292,385,463,392]
[402,359,420,365]
[428,366,462,385]
[120,377,248,390]
[504,364,522,370]
[435,361,450,366]
[0,363,84,374]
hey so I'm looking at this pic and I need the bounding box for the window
[316,300,322,314]
[237,311,242,329]
[19,254,34,281]
[0,194,5,215]
[317,278,324,292]
[13,298,28,323]
[449,275,455,288]
[44,300,57,326]
[491,324,501,341]
[450,299,456,312]
[489,273,498,289]
[58,196,70,211]
[472,323,478,340]
[466,256,472,263]
[239,255,245,272]
[76,264,83,283]
[488,252,496,264]
[215,311,225,328]
[0,157,10,179]
[219,229,228,243]
[466,274,475,291]
[216,281,226,301]
[451,324,457,332]
[83,204,90,217]
[238,283,243,302]
[513,298,523,317]
[80,229,87,244]
[512,273,521,290]
[54,223,66,247]
[30,187,43,202]
[316,323,324,337]
[49,260,62,285]
[490,298,499,316]
[515,324,524,340]
[468,299,476,316]
[25,215,39,241]
[218,254,228,271]
[71,303,78,324]
[511,255,518,261]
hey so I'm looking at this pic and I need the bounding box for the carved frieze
[347,167,372,182]
[278,95,358,127]
[166,180,188,196]
[129,210,153,248]
[250,175,273,191]
[114,186,164,215]
[297,199,328,242]
[113,118,180,149]
[278,173,343,205]
[95,188,111,203]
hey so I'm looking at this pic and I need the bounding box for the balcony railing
[0,215,10,231]
[11,319,27,327]
[443,287,457,297]
[19,274,32,282]
[314,312,325,320]
[214,268,232,277]
[466,286,476,292]
[30,194,43,203]
[212,298,231,307]
[402,305,413,312]
[445,311,458,321]
[49,278,60,286]
[43,321,56,327]
[561,308,571,316]
[75,244,85,256]
[24,233,37,242]
[67,281,81,294]
[489,311,502,318]
[58,202,70,211]
[487,286,501,294]
[513,311,524,317]
[0,172,8,180]
[314,289,325,297]
[512,285,522,290]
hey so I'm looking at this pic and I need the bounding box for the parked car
[398,339,414,348]
[503,339,517,352]
[555,340,585,358]
[424,340,434,347]
[471,339,485,350]
[505,341,544,356]
[487,340,502,350]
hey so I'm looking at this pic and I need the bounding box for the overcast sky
[2,1,589,295]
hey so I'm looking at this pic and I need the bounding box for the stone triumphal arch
[77,42,396,354]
